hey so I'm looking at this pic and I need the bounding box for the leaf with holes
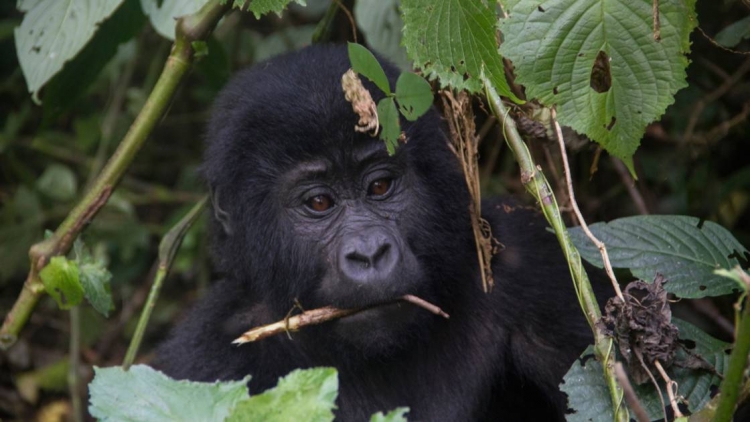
[569,215,747,298]
[401,0,519,101]
[499,0,697,173]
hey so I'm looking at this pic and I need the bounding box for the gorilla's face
[278,140,429,350]
[203,46,476,355]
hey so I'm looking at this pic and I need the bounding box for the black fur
[155,45,600,421]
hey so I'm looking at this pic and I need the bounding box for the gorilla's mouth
[232,295,448,345]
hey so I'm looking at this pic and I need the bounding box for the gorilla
[155,44,600,421]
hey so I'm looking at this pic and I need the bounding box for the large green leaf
[14,0,125,103]
[561,319,728,421]
[401,0,519,101]
[568,216,747,298]
[140,0,210,40]
[227,368,338,422]
[499,0,697,172]
[89,365,250,422]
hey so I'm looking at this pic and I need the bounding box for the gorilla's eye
[368,178,393,197]
[306,194,334,212]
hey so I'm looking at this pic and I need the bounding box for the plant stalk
[482,76,628,422]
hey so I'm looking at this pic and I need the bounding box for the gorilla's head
[202,45,476,354]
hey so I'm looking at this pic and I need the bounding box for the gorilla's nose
[339,231,398,284]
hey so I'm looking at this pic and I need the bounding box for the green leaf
[140,0,211,40]
[227,367,338,422]
[39,256,84,310]
[377,97,401,155]
[353,0,410,70]
[348,42,392,95]
[88,365,250,422]
[562,320,728,421]
[370,407,410,422]
[42,0,145,122]
[395,72,433,121]
[35,163,78,202]
[568,215,747,298]
[14,0,125,103]
[74,239,114,317]
[233,0,307,19]
[499,0,698,173]
[715,15,750,48]
[401,0,519,101]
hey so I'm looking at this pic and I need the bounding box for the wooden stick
[233,295,449,345]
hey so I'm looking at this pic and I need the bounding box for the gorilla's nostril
[373,244,391,264]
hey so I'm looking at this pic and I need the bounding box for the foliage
[37,236,113,315]
[562,319,729,421]
[226,368,338,422]
[347,42,433,154]
[569,216,748,298]
[90,366,399,421]
[401,0,518,101]
[89,365,251,421]
[499,0,697,173]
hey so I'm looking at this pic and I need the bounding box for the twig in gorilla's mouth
[232,294,449,345]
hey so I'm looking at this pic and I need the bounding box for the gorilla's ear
[209,186,233,235]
